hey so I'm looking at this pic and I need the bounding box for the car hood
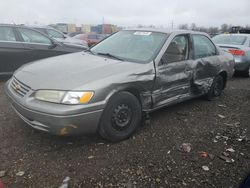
[14,52,142,90]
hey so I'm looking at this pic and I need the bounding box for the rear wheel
[98,91,142,142]
[242,65,250,77]
[205,75,224,100]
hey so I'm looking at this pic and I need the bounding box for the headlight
[62,91,94,104]
[35,90,65,103]
[34,90,94,104]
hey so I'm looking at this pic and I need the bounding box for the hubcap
[111,104,132,130]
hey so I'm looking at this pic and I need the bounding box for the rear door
[0,26,28,74]
[153,34,192,107]
[17,27,66,62]
[190,34,220,94]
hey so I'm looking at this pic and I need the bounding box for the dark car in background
[5,29,234,141]
[213,34,250,77]
[0,24,86,75]
[73,33,106,47]
[31,26,88,48]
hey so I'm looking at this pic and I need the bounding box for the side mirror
[48,40,58,49]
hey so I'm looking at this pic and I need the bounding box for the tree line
[178,23,250,34]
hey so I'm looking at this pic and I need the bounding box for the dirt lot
[0,77,250,188]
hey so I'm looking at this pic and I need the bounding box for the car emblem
[14,84,21,91]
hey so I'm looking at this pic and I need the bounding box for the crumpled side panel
[190,57,220,94]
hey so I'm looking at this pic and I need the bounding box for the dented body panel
[5,29,235,135]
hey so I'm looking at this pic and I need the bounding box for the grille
[10,77,31,97]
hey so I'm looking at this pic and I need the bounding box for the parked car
[68,31,84,37]
[212,34,250,77]
[0,24,86,75]
[73,33,105,47]
[230,26,250,34]
[31,26,88,48]
[5,29,234,142]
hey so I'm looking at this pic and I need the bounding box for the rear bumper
[234,61,250,71]
[5,81,104,135]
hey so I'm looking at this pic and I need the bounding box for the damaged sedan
[5,29,235,142]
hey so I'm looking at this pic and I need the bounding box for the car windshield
[91,30,168,63]
[212,35,247,45]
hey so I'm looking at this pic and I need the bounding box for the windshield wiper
[97,52,124,61]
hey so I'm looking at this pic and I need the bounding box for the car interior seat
[165,42,184,63]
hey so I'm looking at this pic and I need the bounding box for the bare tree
[190,23,197,31]
[208,27,219,34]
[178,24,189,30]
[220,24,229,33]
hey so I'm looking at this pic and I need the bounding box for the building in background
[49,23,76,33]
[67,24,77,33]
[75,26,81,32]
[91,25,102,34]
[49,23,120,34]
[102,24,112,34]
[111,25,119,33]
[81,24,91,33]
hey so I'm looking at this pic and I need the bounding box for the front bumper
[4,80,104,135]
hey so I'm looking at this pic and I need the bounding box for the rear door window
[193,35,217,59]
[47,29,65,39]
[18,28,52,45]
[0,26,17,42]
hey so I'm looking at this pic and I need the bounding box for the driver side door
[153,34,193,107]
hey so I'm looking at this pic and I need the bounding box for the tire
[242,66,250,78]
[98,91,142,142]
[205,75,224,101]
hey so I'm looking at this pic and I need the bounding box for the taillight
[228,49,245,56]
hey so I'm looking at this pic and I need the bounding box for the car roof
[29,25,55,30]
[0,23,20,27]
[124,28,207,36]
[0,24,58,31]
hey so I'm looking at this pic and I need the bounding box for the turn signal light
[228,49,245,56]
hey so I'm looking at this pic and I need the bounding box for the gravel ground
[0,77,250,188]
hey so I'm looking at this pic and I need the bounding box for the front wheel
[98,91,142,142]
[205,75,224,101]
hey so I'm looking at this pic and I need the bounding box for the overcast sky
[0,0,249,28]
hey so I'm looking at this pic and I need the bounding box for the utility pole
[171,20,174,29]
